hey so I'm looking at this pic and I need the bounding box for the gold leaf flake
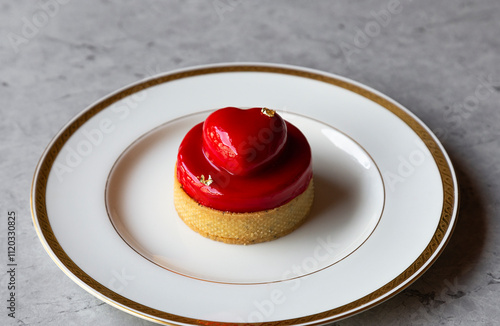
[199,174,213,186]
[261,107,275,117]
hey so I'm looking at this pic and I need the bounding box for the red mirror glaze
[177,107,312,212]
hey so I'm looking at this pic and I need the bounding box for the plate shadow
[306,173,353,222]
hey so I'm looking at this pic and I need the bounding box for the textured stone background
[1,0,500,325]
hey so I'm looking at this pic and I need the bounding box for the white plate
[31,63,458,325]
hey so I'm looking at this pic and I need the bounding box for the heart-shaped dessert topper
[202,107,287,176]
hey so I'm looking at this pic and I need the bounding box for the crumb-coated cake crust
[174,175,314,244]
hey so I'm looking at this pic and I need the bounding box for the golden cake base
[173,176,314,245]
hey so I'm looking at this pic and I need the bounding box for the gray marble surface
[1,0,500,325]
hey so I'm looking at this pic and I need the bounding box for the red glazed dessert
[174,107,314,244]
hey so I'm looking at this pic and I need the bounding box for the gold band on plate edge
[31,65,458,325]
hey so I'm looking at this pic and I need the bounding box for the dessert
[174,107,313,244]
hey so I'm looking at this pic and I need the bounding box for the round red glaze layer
[176,108,312,212]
